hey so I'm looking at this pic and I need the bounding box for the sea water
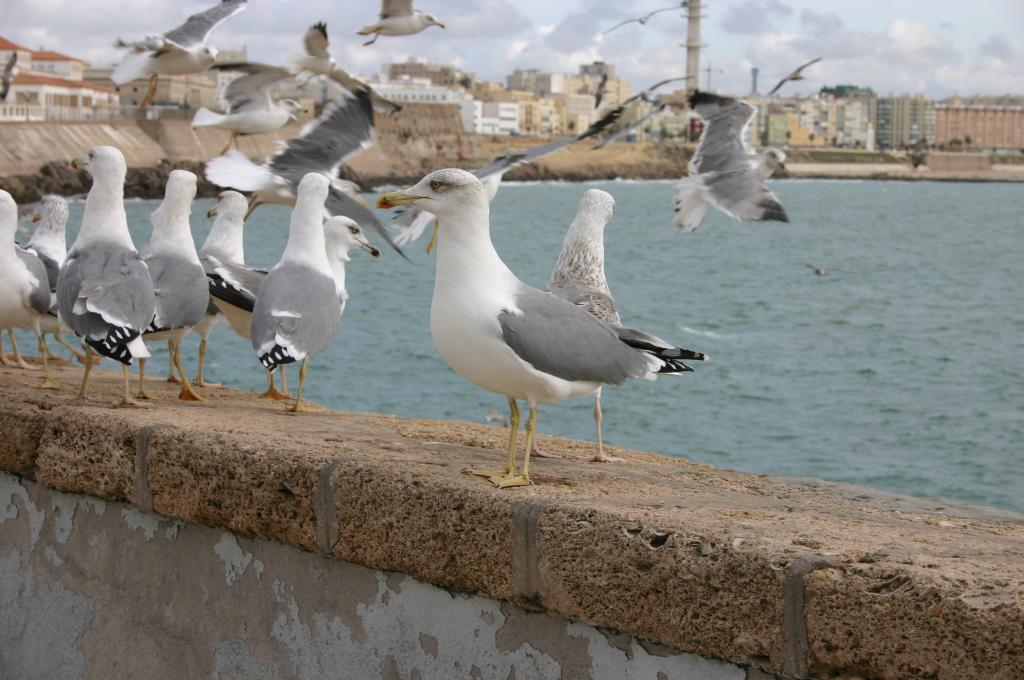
[22,180,1024,513]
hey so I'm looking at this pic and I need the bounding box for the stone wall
[0,365,1022,679]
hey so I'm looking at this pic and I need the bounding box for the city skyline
[3,0,1022,99]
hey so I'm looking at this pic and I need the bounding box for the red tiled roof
[31,50,87,64]
[0,36,33,52]
[12,73,116,94]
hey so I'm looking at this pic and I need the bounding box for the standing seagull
[113,0,249,108]
[377,170,705,488]
[767,57,822,96]
[192,190,248,387]
[193,63,303,154]
[0,190,58,388]
[250,173,343,413]
[58,147,156,406]
[205,89,404,257]
[137,170,209,401]
[674,91,788,232]
[358,1,446,46]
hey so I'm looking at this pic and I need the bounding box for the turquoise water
[19,180,1024,513]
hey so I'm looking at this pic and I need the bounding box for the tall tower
[751,67,760,95]
[685,0,703,93]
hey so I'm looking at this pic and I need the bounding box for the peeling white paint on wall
[121,507,160,540]
[52,494,106,544]
[215,532,254,586]
[0,473,45,549]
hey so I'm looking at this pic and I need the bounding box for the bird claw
[469,467,514,479]
[489,473,532,489]
[590,453,626,463]
[177,387,203,402]
[38,378,60,391]
[116,399,153,409]
[259,387,292,401]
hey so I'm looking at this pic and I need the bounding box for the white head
[572,189,615,233]
[203,46,218,63]
[0,190,16,243]
[324,216,381,260]
[764,147,787,171]
[72,145,127,187]
[201,190,247,261]
[422,14,446,29]
[30,195,70,236]
[152,169,198,226]
[377,168,487,222]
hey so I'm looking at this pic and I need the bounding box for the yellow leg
[8,330,38,370]
[258,368,291,400]
[491,403,536,489]
[117,363,152,408]
[136,357,152,399]
[589,389,624,463]
[55,334,91,365]
[172,341,203,401]
[139,73,158,109]
[288,359,309,413]
[0,329,10,366]
[166,340,179,383]
[279,363,290,395]
[362,32,380,46]
[471,398,520,479]
[243,199,262,221]
[36,331,59,390]
[74,346,95,402]
[194,338,221,387]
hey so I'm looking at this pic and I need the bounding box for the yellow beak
[376,191,426,209]
[70,157,84,170]
[31,213,42,223]
[207,206,219,219]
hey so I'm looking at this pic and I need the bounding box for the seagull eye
[348,226,359,235]
[430,180,442,191]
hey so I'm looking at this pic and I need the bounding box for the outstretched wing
[214,62,292,112]
[767,57,822,96]
[164,0,248,48]
[688,91,757,175]
[381,0,414,19]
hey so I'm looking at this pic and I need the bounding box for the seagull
[803,263,838,276]
[112,0,249,108]
[1,52,18,102]
[593,75,694,149]
[22,196,92,365]
[205,89,405,258]
[357,0,446,46]
[593,73,609,110]
[674,91,789,232]
[209,213,379,401]
[377,169,705,488]
[604,3,687,34]
[58,147,157,406]
[193,63,303,154]
[250,174,346,413]
[547,189,707,462]
[293,22,401,114]
[192,190,248,387]
[766,57,822,96]
[136,170,209,402]
[0,190,59,388]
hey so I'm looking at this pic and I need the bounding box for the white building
[373,79,477,133]
[474,101,519,135]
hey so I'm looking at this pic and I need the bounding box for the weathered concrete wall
[1,473,743,680]
[1,365,1022,680]
[0,121,166,175]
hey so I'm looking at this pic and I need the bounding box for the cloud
[978,33,1014,62]
[721,0,793,35]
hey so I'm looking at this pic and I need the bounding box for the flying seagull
[674,91,788,232]
[358,0,446,46]
[208,213,379,401]
[604,3,687,34]
[205,88,405,258]
[377,169,704,488]
[58,147,157,407]
[1,52,18,102]
[0,190,59,388]
[767,57,822,96]
[193,63,303,154]
[547,189,706,462]
[113,0,249,108]
[136,170,209,402]
[192,190,248,387]
[294,22,401,114]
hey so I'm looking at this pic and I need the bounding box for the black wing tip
[758,200,789,223]
[312,21,327,33]
[688,90,735,108]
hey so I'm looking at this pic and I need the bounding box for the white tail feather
[111,51,152,85]
[205,151,276,192]
[126,335,150,359]
[191,107,226,128]
[673,176,710,232]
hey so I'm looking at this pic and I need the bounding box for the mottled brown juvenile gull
[377,169,704,488]
[58,146,156,406]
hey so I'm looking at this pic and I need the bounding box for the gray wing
[1,52,17,101]
[58,245,156,337]
[268,89,374,186]
[767,57,822,96]
[498,286,653,385]
[703,169,788,224]
[251,265,341,361]
[215,63,292,112]
[325,186,406,259]
[303,22,330,58]
[145,254,209,332]
[324,66,401,114]
[381,0,414,18]
[15,247,52,316]
[689,92,758,175]
[164,0,248,48]
[595,105,664,149]
[603,17,640,34]
[27,247,61,291]
[547,284,621,326]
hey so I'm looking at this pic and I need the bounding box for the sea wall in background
[1,104,1022,203]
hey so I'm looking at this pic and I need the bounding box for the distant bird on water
[58,147,156,406]
[358,0,446,46]
[113,0,249,108]
[767,57,822,96]
[674,91,788,232]
[192,63,303,154]
[377,169,704,488]
[803,263,838,276]
[604,2,687,34]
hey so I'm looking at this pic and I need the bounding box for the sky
[2,0,1022,98]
